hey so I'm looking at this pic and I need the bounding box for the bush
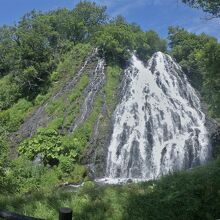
[19,129,63,166]
[59,155,74,174]
[0,75,21,110]
[0,99,33,134]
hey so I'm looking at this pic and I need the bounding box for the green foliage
[47,117,64,130]
[2,158,220,219]
[0,99,33,134]
[5,156,63,195]
[32,43,92,116]
[18,128,83,173]
[48,8,87,45]
[45,73,90,130]
[169,26,220,118]
[49,70,59,82]
[0,75,21,110]
[71,95,103,153]
[182,0,220,18]
[0,1,166,111]
[0,26,18,77]
[74,1,107,37]
[10,158,48,194]
[145,30,167,56]
[93,22,136,63]
[69,164,87,183]
[45,98,65,115]
[58,155,74,174]
[55,43,92,78]
[0,1,106,104]
[200,39,220,117]
[135,30,167,61]
[34,93,49,106]
[13,11,58,97]
[93,18,166,64]
[168,26,212,63]
[19,129,63,165]
[104,64,121,113]
[68,75,89,102]
[0,135,12,193]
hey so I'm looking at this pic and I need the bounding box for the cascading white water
[69,58,105,132]
[102,52,210,184]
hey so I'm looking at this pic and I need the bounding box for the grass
[0,99,33,134]
[69,94,104,156]
[45,61,98,131]
[1,158,220,220]
[104,64,121,113]
[33,43,92,107]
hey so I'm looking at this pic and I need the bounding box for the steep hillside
[10,45,122,178]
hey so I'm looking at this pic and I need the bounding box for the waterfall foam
[100,52,210,184]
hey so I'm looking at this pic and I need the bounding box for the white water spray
[101,52,210,184]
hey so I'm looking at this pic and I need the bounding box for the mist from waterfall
[101,52,210,184]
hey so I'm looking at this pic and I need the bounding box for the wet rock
[33,153,44,165]
[127,179,133,183]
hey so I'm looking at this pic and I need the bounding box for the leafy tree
[145,30,167,55]
[137,30,166,61]
[14,11,56,94]
[74,1,108,37]
[182,0,220,18]
[48,9,86,46]
[0,99,32,134]
[0,135,11,193]
[93,15,166,64]
[93,22,136,63]
[0,75,21,110]
[168,26,211,89]
[169,26,220,118]
[0,26,19,77]
[200,39,220,116]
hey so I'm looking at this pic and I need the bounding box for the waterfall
[69,58,105,132]
[102,52,210,184]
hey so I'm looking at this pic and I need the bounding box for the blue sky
[0,0,219,40]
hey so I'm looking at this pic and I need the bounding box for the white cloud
[109,0,146,17]
[74,0,178,16]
